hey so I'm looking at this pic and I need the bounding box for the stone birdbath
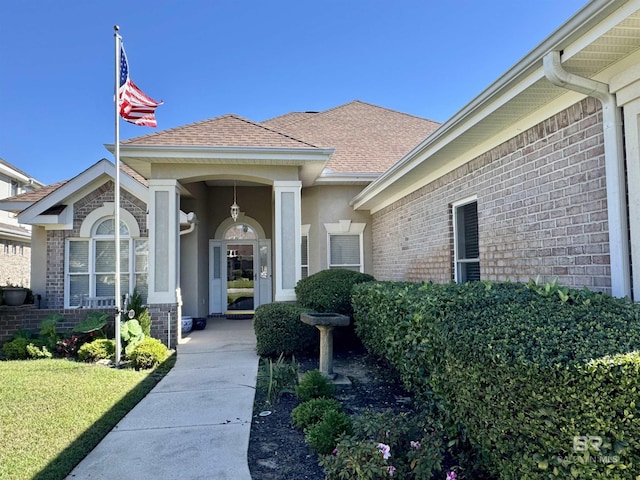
[301,312,350,380]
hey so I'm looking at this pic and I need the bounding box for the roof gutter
[543,50,630,298]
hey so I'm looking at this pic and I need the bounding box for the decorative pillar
[273,181,301,301]
[148,179,181,305]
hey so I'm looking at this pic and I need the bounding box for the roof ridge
[233,115,321,148]
[121,114,239,144]
[351,100,441,124]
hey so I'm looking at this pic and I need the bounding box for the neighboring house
[3,0,640,346]
[0,158,44,287]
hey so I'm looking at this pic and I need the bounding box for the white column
[611,67,640,300]
[148,179,181,304]
[273,181,301,301]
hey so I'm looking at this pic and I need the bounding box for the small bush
[253,302,317,357]
[295,269,374,316]
[305,410,353,455]
[321,408,448,480]
[2,337,31,360]
[129,337,168,370]
[77,339,116,362]
[295,369,335,402]
[291,398,343,429]
[26,344,52,359]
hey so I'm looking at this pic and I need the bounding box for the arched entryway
[209,215,272,315]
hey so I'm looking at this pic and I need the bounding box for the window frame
[324,220,366,273]
[301,224,310,279]
[65,214,147,308]
[452,196,480,283]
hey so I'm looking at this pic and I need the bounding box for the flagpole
[114,26,122,366]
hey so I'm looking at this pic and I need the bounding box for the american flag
[119,45,162,127]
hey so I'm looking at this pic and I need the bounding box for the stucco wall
[372,98,612,292]
[302,185,372,275]
[45,181,148,309]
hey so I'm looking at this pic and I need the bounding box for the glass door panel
[226,243,254,311]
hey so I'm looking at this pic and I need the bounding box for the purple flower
[410,440,421,449]
[332,448,339,455]
[377,443,391,460]
[387,465,396,477]
[446,471,457,480]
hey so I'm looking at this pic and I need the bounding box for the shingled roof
[121,114,319,149]
[261,101,440,174]
[119,101,440,175]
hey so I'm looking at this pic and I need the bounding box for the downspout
[543,50,630,298]
[179,212,198,236]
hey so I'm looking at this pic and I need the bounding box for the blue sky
[2,0,587,185]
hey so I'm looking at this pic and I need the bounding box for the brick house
[352,0,640,300]
[0,158,44,288]
[2,0,640,345]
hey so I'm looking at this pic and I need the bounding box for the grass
[0,354,175,480]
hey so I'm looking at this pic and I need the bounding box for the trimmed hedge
[253,302,318,357]
[352,281,640,479]
[295,269,375,316]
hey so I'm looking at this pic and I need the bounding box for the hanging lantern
[230,182,240,221]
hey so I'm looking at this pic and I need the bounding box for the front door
[226,241,255,312]
[209,237,272,314]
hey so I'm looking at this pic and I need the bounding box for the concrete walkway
[66,317,259,480]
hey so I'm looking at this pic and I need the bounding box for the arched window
[66,213,148,308]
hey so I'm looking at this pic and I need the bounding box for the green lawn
[0,355,175,480]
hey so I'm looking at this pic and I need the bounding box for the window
[324,220,366,273]
[10,180,19,197]
[453,199,480,282]
[66,216,148,307]
[301,224,310,279]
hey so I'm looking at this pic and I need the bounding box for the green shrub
[77,339,116,362]
[305,410,353,455]
[295,269,374,316]
[2,337,31,360]
[291,398,343,429]
[253,302,317,357]
[129,337,168,370]
[295,369,335,402]
[352,280,640,478]
[26,343,52,359]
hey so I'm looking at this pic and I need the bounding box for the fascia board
[106,144,335,162]
[19,160,148,225]
[0,201,35,213]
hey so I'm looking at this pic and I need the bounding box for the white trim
[79,203,140,238]
[214,214,266,240]
[324,220,366,273]
[18,159,148,226]
[452,196,479,284]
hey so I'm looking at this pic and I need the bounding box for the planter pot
[3,288,27,306]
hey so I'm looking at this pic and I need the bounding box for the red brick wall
[372,98,611,292]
